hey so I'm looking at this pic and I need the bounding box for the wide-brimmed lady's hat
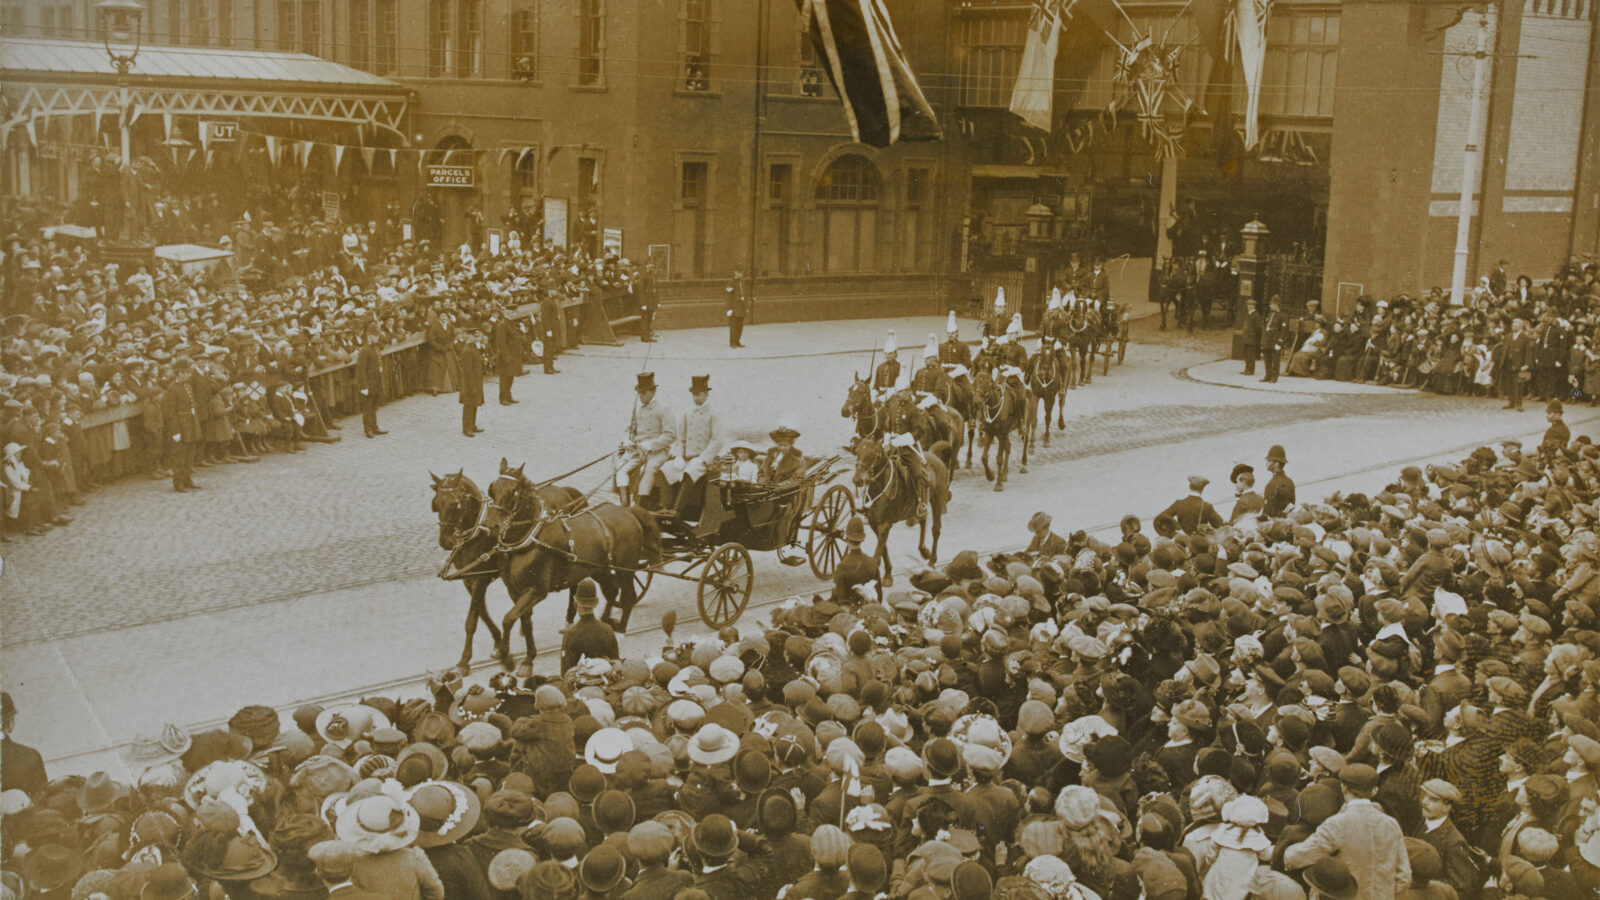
[335,791,420,853]
[406,780,480,848]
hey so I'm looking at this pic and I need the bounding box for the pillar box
[1230,218,1269,359]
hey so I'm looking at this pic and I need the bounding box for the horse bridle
[979,378,1008,424]
[852,384,880,435]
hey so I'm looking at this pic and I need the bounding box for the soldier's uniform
[910,336,947,399]
[934,310,972,369]
[872,331,901,401]
[984,287,1010,340]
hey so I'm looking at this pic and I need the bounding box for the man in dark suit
[538,289,562,374]
[1502,317,1534,411]
[491,312,521,406]
[308,841,389,900]
[1158,476,1222,534]
[1263,444,1296,517]
[354,324,385,438]
[1241,299,1263,375]
[1488,259,1507,297]
[726,267,750,348]
[162,358,204,492]
[1,692,47,796]
[1531,310,1569,401]
[458,329,486,437]
[1416,780,1483,900]
[1261,297,1287,383]
[637,262,659,342]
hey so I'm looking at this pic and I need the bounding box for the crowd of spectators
[1265,258,1599,403]
[3,428,1600,900]
[0,187,645,537]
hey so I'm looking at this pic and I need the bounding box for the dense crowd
[3,425,1599,900]
[1246,258,1600,403]
[0,187,647,536]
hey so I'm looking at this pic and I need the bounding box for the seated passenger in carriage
[760,419,806,484]
[727,441,761,484]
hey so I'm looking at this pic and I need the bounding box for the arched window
[814,155,880,273]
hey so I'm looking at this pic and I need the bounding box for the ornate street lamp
[95,0,145,76]
[95,0,144,169]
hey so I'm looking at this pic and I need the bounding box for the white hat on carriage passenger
[883,331,897,355]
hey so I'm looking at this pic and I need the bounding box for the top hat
[635,372,656,392]
[690,375,711,393]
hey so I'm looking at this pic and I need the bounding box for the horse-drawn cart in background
[1096,299,1132,373]
[635,454,855,629]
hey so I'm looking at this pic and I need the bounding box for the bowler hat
[694,814,739,859]
[579,845,627,893]
[1302,857,1356,900]
[573,579,599,612]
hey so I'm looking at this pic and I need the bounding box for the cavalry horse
[840,374,882,445]
[881,389,964,475]
[934,370,978,468]
[1025,342,1069,449]
[1065,304,1100,385]
[482,460,660,676]
[430,469,587,675]
[851,435,949,586]
[973,370,1028,491]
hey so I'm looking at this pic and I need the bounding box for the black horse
[881,391,964,475]
[851,435,949,587]
[840,374,882,444]
[974,370,1028,491]
[430,471,508,676]
[431,468,589,675]
[1025,343,1068,449]
[935,371,979,468]
[483,460,660,676]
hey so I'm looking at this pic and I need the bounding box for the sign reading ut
[202,120,238,142]
[426,165,477,188]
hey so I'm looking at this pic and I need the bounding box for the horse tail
[628,504,662,566]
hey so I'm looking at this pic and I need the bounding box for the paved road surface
[2,314,1592,777]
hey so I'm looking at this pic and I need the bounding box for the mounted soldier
[881,365,931,522]
[1065,293,1101,384]
[910,334,949,400]
[984,287,1010,340]
[938,311,973,371]
[872,331,901,402]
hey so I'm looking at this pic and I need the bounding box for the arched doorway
[424,134,482,250]
[815,154,881,273]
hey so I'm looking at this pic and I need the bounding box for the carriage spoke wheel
[697,542,753,629]
[806,485,855,579]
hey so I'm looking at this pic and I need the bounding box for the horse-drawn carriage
[635,456,856,629]
[429,452,855,675]
[1096,298,1132,372]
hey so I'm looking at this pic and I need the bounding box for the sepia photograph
[1,0,1599,896]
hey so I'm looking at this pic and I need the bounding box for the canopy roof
[0,38,404,90]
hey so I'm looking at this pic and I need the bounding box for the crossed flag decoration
[795,0,942,147]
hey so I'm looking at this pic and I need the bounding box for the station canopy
[0,37,410,146]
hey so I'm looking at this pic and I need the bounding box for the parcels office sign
[426,165,477,188]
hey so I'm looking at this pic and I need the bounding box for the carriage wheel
[697,543,753,628]
[806,485,855,579]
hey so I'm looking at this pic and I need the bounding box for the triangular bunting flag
[198,121,211,153]
[205,149,215,169]
[332,144,345,171]
[359,146,376,172]
[387,148,397,169]
[161,112,172,142]
[264,135,278,165]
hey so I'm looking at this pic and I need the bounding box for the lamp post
[95,0,145,167]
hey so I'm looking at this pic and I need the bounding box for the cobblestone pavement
[3,314,1595,773]
[0,318,1557,648]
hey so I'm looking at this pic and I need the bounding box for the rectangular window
[189,0,207,45]
[678,160,709,278]
[959,15,1027,108]
[300,0,321,54]
[347,0,371,69]
[276,0,297,50]
[456,0,481,77]
[428,0,451,75]
[681,0,710,91]
[577,0,604,85]
[217,0,233,46]
[41,1,75,37]
[769,163,792,203]
[511,0,538,80]
[798,26,824,96]
[0,0,26,35]
[680,161,706,203]
[1259,11,1340,118]
[167,0,182,43]
[766,163,793,275]
[375,0,398,74]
